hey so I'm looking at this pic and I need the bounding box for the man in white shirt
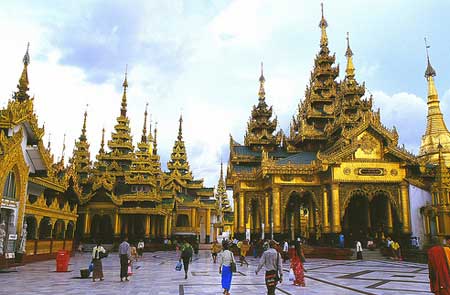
[282,240,289,263]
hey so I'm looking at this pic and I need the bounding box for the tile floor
[0,250,433,295]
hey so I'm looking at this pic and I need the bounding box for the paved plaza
[0,250,432,295]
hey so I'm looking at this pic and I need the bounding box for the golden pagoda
[215,162,233,238]
[227,4,417,244]
[0,45,78,267]
[74,75,218,244]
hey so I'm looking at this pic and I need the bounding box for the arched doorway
[91,215,113,243]
[66,221,75,240]
[53,220,65,240]
[38,217,52,240]
[343,191,370,245]
[284,191,317,242]
[25,216,37,240]
[249,198,263,238]
[370,192,401,241]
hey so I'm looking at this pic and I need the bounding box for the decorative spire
[258,62,265,101]
[141,103,148,143]
[220,161,224,181]
[47,133,51,150]
[60,133,66,164]
[424,37,436,79]
[121,65,128,117]
[153,122,158,154]
[80,105,88,141]
[148,113,153,142]
[99,127,105,154]
[178,114,183,140]
[345,32,355,79]
[319,3,328,48]
[15,42,31,102]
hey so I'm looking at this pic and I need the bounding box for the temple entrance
[284,192,316,242]
[343,191,400,247]
[249,198,263,238]
[122,215,146,243]
[91,214,113,243]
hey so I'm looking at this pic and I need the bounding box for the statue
[0,222,6,255]
[18,223,27,254]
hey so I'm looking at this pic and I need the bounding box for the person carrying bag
[256,240,283,295]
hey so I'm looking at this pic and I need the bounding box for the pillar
[233,196,238,234]
[151,216,156,237]
[191,208,197,230]
[386,200,393,233]
[206,209,211,242]
[400,182,411,233]
[145,215,151,238]
[163,216,168,238]
[309,200,314,230]
[168,215,173,238]
[272,187,281,233]
[84,211,90,235]
[322,188,330,233]
[114,212,121,236]
[239,193,245,233]
[331,183,341,233]
[264,193,270,233]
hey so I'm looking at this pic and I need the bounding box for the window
[2,171,16,200]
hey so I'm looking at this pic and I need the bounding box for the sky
[0,0,449,188]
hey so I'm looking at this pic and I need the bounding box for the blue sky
[0,0,449,187]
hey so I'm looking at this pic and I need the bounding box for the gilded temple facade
[73,74,219,244]
[0,46,78,268]
[227,7,421,244]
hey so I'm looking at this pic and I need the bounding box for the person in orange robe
[428,239,450,295]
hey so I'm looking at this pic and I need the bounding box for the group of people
[212,238,306,295]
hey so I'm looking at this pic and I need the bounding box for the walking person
[137,240,144,258]
[219,242,236,295]
[290,241,305,287]
[428,238,450,294]
[119,237,131,282]
[92,241,106,282]
[356,240,363,260]
[211,239,222,263]
[282,239,289,263]
[256,240,283,295]
[240,240,250,267]
[179,240,193,279]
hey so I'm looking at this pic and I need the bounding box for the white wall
[409,184,431,249]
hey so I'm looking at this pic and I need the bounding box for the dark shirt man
[119,238,131,282]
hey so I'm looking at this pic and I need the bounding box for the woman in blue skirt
[219,241,236,295]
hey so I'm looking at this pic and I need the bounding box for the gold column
[400,182,410,233]
[239,192,245,233]
[331,183,341,233]
[206,209,211,239]
[273,187,281,233]
[114,212,121,235]
[168,215,173,237]
[145,215,151,237]
[191,208,197,231]
[309,200,314,230]
[163,216,168,238]
[233,196,238,232]
[322,188,330,233]
[386,200,393,233]
[84,211,90,235]
[264,193,269,233]
[151,216,156,237]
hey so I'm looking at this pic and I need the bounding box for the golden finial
[121,65,128,117]
[141,102,148,143]
[319,3,328,48]
[258,62,265,101]
[15,42,31,102]
[153,121,158,154]
[424,37,436,78]
[345,32,355,79]
[99,127,105,153]
[220,161,224,180]
[148,112,153,142]
[60,133,66,164]
[47,132,51,150]
[178,114,183,140]
[81,104,88,139]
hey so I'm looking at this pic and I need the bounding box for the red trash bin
[56,250,70,272]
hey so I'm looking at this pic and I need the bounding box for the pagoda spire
[148,113,153,142]
[345,32,355,79]
[60,133,66,164]
[99,127,105,154]
[15,42,31,102]
[141,103,148,143]
[178,114,183,140]
[423,38,449,135]
[153,122,158,155]
[121,65,128,117]
[258,62,265,101]
[319,3,329,50]
[80,106,88,141]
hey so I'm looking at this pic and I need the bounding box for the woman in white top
[219,241,235,295]
[356,241,363,260]
[92,242,106,281]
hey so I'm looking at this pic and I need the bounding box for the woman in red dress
[290,241,305,287]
